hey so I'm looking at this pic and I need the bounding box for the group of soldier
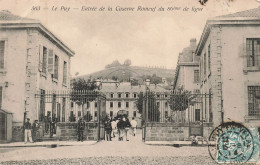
[104,116,137,141]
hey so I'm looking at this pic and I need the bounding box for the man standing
[77,118,85,142]
[104,117,112,141]
[130,117,137,136]
[111,118,117,138]
[24,118,33,143]
[32,120,40,142]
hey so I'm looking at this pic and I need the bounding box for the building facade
[196,7,260,129]
[0,11,74,141]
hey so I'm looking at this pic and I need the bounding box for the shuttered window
[0,41,5,69]
[42,47,48,73]
[63,61,67,84]
[247,38,260,67]
[0,87,2,108]
[53,55,59,79]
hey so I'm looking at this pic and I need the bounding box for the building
[196,7,260,129]
[0,10,74,142]
[173,38,200,93]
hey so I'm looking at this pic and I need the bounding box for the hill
[74,65,175,85]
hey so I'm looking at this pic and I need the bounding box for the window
[165,94,168,98]
[208,44,211,72]
[78,111,81,117]
[52,94,56,116]
[133,93,137,98]
[195,109,200,121]
[94,111,97,117]
[110,93,114,98]
[71,102,74,108]
[133,111,136,117]
[126,102,129,108]
[157,95,160,98]
[157,102,160,108]
[194,70,200,83]
[110,102,113,108]
[118,93,121,98]
[165,111,168,118]
[42,47,47,73]
[126,93,129,98]
[248,86,260,116]
[63,61,67,84]
[110,111,113,117]
[203,53,206,76]
[0,41,5,69]
[246,38,260,67]
[95,102,97,108]
[87,102,90,108]
[194,89,200,94]
[118,102,121,108]
[53,55,59,79]
[165,102,168,107]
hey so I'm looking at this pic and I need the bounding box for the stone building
[172,38,202,123]
[196,7,260,129]
[0,11,74,142]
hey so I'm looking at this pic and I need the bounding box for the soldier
[24,118,33,144]
[32,120,40,142]
[77,117,85,142]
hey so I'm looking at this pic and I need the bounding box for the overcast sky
[0,0,259,76]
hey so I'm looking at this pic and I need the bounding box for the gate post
[97,97,101,141]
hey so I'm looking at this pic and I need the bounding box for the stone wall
[145,122,213,141]
[56,122,100,141]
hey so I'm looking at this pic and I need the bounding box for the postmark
[208,122,259,163]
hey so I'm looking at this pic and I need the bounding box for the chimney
[190,38,197,46]
[145,79,150,86]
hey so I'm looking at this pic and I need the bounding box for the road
[0,129,217,165]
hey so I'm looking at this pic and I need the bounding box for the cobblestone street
[0,131,217,165]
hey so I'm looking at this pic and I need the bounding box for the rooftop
[216,6,260,18]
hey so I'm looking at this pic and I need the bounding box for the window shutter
[48,49,54,74]
[38,45,43,71]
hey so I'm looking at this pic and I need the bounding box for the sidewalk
[0,141,97,148]
[144,141,209,147]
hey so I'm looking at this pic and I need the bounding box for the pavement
[0,141,97,148]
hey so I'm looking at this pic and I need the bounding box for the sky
[0,0,259,76]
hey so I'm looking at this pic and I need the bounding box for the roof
[196,7,260,56]
[217,7,260,18]
[0,10,75,56]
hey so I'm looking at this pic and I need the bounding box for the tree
[135,91,160,122]
[123,59,131,66]
[169,86,195,111]
[105,60,121,68]
[71,78,97,91]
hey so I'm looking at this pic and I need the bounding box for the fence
[142,91,213,141]
[35,90,106,140]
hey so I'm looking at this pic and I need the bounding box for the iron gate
[35,90,106,141]
[141,91,212,141]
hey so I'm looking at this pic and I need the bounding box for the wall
[56,122,100,141]
[145,122,213,141]
[221,25,260,128]
[0,29,28,122]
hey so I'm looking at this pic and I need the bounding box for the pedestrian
[191,135,198,146]
[117,116,128,141]
[77,117,85,142]
[125,117,131,141]
[130,117,137,136]
[116,117,122,141]
[104,117,112,141]
[32,120,40,142]
[111,118,117,138]
[24,118,33,143]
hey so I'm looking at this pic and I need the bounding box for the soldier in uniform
[77,117,86,142]
[32,120,41,142]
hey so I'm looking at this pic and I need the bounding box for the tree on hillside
[105,60,121,68]
[123,59,131,66]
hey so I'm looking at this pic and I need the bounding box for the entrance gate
[141,91,212,141]
[35,90,106,141]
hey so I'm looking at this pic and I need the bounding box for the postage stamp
[208,122,259,163]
